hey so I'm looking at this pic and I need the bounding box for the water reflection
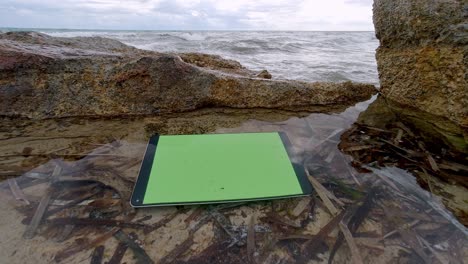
[0,96,466,263]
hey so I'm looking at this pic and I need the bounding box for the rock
[373,0,468,152]
[178,53,247,73]
[257,70,272,79]
[0,32,376,120]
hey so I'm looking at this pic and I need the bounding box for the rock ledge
[0,32,376,119]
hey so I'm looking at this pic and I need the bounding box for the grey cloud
[0,0,374,30]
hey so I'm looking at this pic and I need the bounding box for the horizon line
[0,26,376,32]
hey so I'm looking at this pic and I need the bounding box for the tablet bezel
[130,132,312,208]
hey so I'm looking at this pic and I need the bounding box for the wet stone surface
[0,96,467,263]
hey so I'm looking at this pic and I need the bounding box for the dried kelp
[48,218,152,230]
[298,210,346,262]
[339,121,468,225]
[107,241,129,264]
[113,231,154,264]
[247,214,256,263]
[54,228,119,262]
[328,187,379,263]
[1,110,467,264]
[90,245,105,264]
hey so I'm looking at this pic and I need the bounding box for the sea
[2,29,380,85]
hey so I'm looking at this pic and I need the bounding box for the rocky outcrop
[373,0,467,151]
[178,52,250,75]
[0,32,376,120]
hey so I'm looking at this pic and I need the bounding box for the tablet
[130,132,312,207]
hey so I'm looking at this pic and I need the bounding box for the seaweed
[113,231,154,264]
[298,210,345,262]
[328,187,378,263]
[54,228,119,263]
[90,245,105,264]
[107,241,129,264]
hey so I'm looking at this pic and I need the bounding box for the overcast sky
[0,0,374,31]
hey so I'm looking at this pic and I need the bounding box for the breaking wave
[41,30,379,85]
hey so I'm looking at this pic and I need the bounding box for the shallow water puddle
[0,96,467,263]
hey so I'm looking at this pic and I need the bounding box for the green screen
[142,132,304,205]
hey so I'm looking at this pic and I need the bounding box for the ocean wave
[165,32,208,41]
[21,30,379,84]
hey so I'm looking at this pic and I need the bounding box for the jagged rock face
[0,32,376,119]
[373,0,468,151]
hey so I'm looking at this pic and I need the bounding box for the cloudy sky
[0,0,374,31]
